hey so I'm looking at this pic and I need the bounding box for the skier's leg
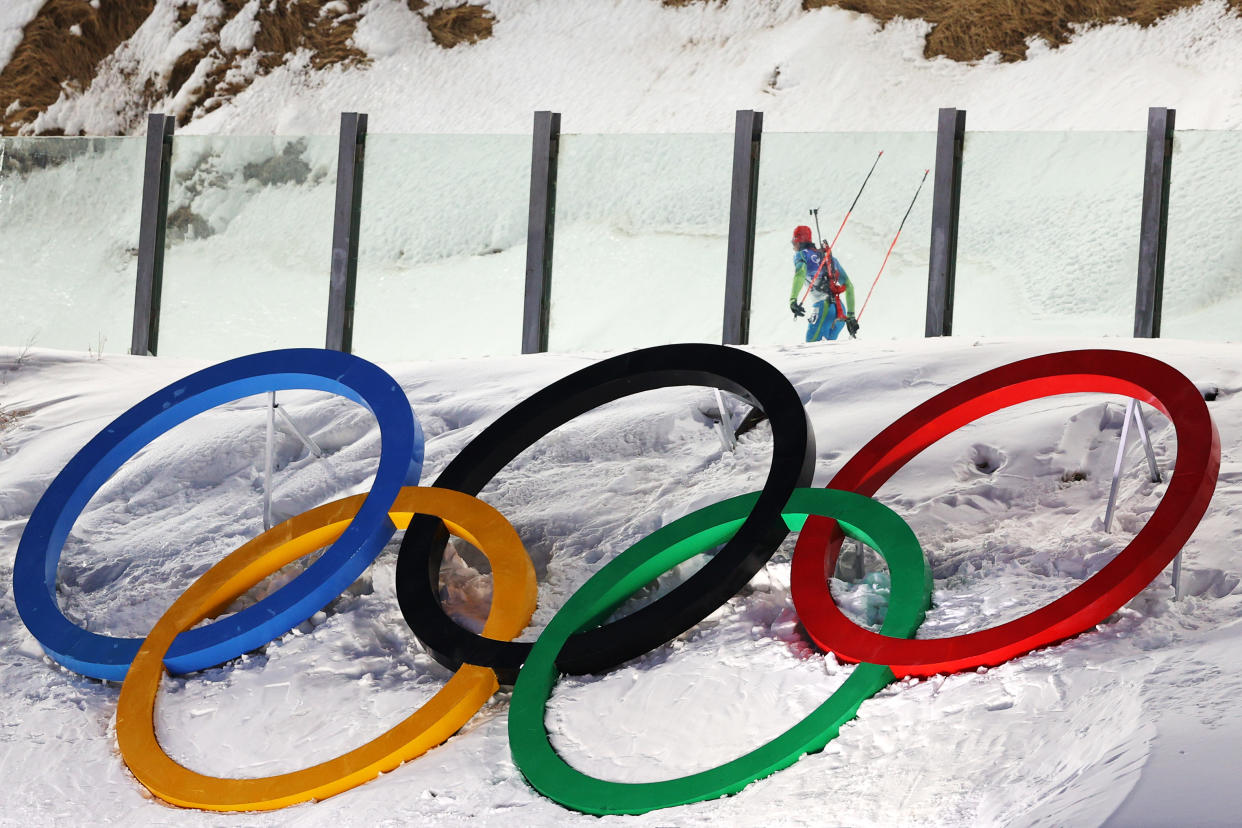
[824,306,845,340]
[805,300,828,342]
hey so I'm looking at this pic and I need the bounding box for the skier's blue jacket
[790,243,854,312]
[791,242,855,342]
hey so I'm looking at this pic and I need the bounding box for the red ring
[792,350,1220,678]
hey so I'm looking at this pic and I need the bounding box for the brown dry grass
[253,0,371,71]
[806,0,1241,62]
[0,407,31,430]
[2,0,499,134]
[162,0,373,126]
[426,4,496,48]
[0,405,32,457]
[0,0,155,135]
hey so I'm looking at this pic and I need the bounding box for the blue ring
[13,348,423,680]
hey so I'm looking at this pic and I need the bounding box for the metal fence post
[522,111,560,354]
[131,113,174,356]
[723,110,762,345]
[926,107,965,337]
[326,112,367,353]
[1135,107,1175,338]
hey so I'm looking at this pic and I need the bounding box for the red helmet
[792,225,813,245]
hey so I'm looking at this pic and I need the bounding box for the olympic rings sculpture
[13,349,424,680]
[117,486,538,811]
[396,343,815,682]
[11,343,1220,817]
[792,349,1220,678]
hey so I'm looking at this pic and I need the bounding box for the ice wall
[1,128,1239,359]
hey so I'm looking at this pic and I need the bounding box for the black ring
[395,343,815,683]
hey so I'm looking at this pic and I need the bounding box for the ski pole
[858,168,929,320]
[797,150,884,307]
[827,149,883,250]
[809,208,823,246]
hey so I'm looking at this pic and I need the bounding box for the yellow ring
[116,486,537,811]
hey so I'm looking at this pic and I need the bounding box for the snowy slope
[1,336,1240,825]
[3,2,1242,824]
[3,0,1242,135]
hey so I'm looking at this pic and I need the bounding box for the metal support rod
[723,109,762,346]
[326,112,368,353]
[1129,401,1177,598]
[836,540,865,584]
[1104,399,1162,532]
[1171,548,1183,601]
[522,111,561,354]
[926,108,965,337]
[262,395,325,531]
[131,113,174,356]
[1104,399,1137,533]
[1134,107,1175,338]
[1103,399,1179,596]
[275,402,325,458]
[713,389,736,453]
[1131,402,1162,483]
[264,392,276,531]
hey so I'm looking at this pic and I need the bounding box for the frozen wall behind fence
[156,134,339,358]
[1164,131,1242,340]
[956,131,1148,339]
[0,138,144,354]
[1,126,1239,358]
[353,134,531,363]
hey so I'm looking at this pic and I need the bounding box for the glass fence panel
[956,131,1146,338]
[158,135,337,359]
[549,133,733,352]
[751,132,935,345]
[353,134,530,361]
[5,129,1232,364]
[0,137,144,354]
[1163,130,1242,342]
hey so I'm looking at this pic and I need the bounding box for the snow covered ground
[3,1,1242,824]
[1,335,1240,825]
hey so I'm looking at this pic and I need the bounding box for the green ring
[508,488,932,815]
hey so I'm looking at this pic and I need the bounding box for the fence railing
[1,107,1238,360]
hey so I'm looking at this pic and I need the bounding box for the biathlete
[788,225,859,342]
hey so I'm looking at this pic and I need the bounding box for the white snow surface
[1,336,1241,825]
[3,2,1242,824]
[0,0,41,74]
[3,0,1242,135]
